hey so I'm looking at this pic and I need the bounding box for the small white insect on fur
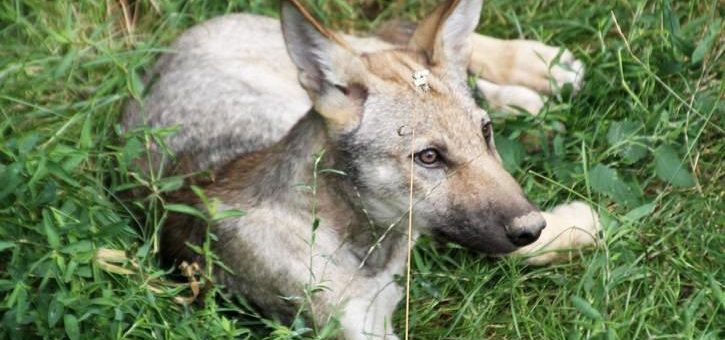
[412,69,430,92]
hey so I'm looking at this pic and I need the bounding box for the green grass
[1,0,722,339]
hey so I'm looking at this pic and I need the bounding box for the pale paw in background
[508,40,586,95]
[473,38,586,115]
[476,79,545,115]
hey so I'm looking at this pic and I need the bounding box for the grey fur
[124,14,309,171]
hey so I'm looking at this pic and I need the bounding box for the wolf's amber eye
[482,121,493,140]
[416,148,441,166]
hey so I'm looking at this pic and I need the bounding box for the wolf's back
[122,13,310,173]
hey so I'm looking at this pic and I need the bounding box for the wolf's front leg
[338,279,402,340]
[512,201,601,265]
[468,34,585,114]
[312,271,401,340]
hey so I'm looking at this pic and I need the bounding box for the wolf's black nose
[506,227,542,246]
[506,211,546,246]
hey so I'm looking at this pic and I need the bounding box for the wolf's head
[280,0,545,254]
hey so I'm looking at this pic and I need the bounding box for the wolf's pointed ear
[280,1,368,132]
[409,0,482,70]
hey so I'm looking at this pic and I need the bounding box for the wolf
[123,0,600,338]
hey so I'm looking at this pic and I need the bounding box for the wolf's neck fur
[216,110,406,271]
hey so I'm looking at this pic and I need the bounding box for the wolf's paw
[476,79,545,115]
[548,201,600,246]
[546,50,585,94]
[517,201,601,265]
[509,40,585,95]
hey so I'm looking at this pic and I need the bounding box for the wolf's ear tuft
[280,1,367,132]
[281,1,357,94]
[409,0,482,69]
